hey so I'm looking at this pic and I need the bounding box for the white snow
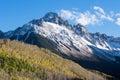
[32,22,120,57]
[7,20,120,61]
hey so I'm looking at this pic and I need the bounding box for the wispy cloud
[115,13,120,16]
[94,6,114,21]
[93,6,105,15]
[116,18,120,26]
[59,10,98,26]
[60,10,75,20]
[59,6,120,26]
[75,11,98,25]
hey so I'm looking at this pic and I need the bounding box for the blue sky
[0,0,120,37]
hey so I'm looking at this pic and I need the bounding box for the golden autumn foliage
[0,39,105,80]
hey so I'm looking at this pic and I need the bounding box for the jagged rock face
[42,12,70,26]
[29,19,42,26]
[72,24,88,36]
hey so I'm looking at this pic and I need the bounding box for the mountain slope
[0,12,120,78]
[0,39,107,80]
[2,12,120,61]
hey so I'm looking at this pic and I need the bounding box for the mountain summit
[42,12,69,26]
[0,12,120,78]
[29,12,69,27]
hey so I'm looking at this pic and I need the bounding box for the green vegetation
[0,39,105,80]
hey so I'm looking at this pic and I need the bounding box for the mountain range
[0,12,120,79]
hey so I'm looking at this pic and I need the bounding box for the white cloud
[116,18,120,26]
[76,11,98,25]
[100,14,114,21]
[59,10,98,26]
[94,6,105,15]
[94,6,114,21]
[59,6,120,26]
[60,10,75,20]
[116,13,120,16]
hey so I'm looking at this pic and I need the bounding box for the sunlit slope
[0,39,105,80]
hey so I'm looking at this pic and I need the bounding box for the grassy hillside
[0,39,106,80]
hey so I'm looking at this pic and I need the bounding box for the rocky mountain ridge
[0,12,120,78]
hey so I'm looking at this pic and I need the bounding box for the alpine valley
[0,12,120,80]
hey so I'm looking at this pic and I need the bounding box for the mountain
[0,30,3,38]
[0,12,120,79]
[0,39,108,80]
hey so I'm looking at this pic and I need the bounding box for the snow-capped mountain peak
[1,12,120,79]
[42,12,69,26]
[1,12,120,63]
[43,12,58,20]
[28,12,70,27]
